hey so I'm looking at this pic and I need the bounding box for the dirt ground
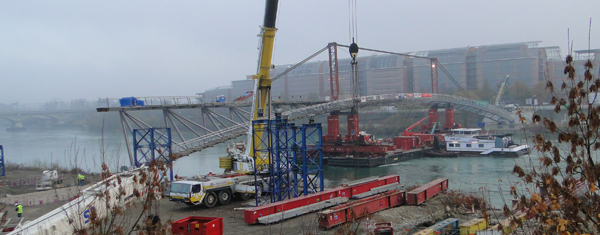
[0,167,101,196]
[3,192,484,235]
[2,167,487,234]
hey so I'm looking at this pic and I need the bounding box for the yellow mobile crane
[245,0,279,166]
[165,1,282,208]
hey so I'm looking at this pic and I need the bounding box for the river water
[0,127,536,207]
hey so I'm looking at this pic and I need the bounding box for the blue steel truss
[292,123,323,196]
[0,145,4,177]
[272,119,295,202]
[133,128,173,181]
[252,119,275,206]
[253,117,323,206]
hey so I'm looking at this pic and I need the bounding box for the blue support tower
[0,145,4,177]
[133,128,173,181]
[252,119,275,206]
[272,117,295,202]
[292,123,323,196]
[252,116,323,206]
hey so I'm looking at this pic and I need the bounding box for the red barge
[322,98,459,167]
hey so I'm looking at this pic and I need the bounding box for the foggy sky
[1,1,598,104]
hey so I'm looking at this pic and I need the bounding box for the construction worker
[15,203,22,218]
[78,173,85,186]
[208,170,213,176]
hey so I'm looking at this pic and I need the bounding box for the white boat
[443,128,530,157]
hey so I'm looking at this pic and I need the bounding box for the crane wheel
[240,192,251,201]
[218,190,232,205]
[204,191,217,208]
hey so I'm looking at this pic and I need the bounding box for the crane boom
[245,0,279,161]
[403,115,429,136]
[494,75,510,106]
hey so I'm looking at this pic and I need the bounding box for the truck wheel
[203,191,217,208]
[218,190,232,205]
[240,192,251,201]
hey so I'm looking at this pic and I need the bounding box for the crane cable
[437,62,471,99]
[348,0,358,43]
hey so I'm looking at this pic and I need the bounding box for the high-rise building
[198,42,600,103]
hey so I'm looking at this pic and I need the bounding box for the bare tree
[502,45,600,233]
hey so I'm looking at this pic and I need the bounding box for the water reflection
[0,127,534,208]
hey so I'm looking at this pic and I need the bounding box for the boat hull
[451,147,530,158]
[324,149,424,167]
[425,150,459,158]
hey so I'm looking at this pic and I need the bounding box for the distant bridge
[97,93,515,165]
[0,109,94,128]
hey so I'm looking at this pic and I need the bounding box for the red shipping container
[425,183,441,200]
[439,178,449,191]
[407,189,426,205]
[389,191,406,207]
[319,191,402,230]
[318,210,347,229]
[394,136,419,151]
[171,216,223,235]
[346,196,390,219]
[407,178,449,205]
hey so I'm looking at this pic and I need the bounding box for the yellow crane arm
[245,0,279,163]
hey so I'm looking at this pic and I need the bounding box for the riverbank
[2,190,486,234]
[0,164,101,196]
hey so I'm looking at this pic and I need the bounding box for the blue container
[135,99,145,106]
[119,97,136,107]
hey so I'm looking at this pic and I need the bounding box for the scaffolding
[292,123,324,196]
[133,128,173,181]
[252,116,323,206]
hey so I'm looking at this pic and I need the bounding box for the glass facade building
[198,42,600,102]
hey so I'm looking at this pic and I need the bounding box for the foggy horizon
[1,1,599,104]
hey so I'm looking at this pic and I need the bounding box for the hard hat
[15,202,18,206]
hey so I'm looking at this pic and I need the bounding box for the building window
[479,144,484,148]
[449,143,454,147]
[466,144,472,147]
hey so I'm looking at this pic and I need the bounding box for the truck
[168,175,265,207]
[216,95,226,103]
[168,141,270,207]
[35,170,64,191]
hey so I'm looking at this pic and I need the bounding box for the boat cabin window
[449,143,454,147]
[479,144,484,148]
[455,144,460,147]
[466,144,472,147]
